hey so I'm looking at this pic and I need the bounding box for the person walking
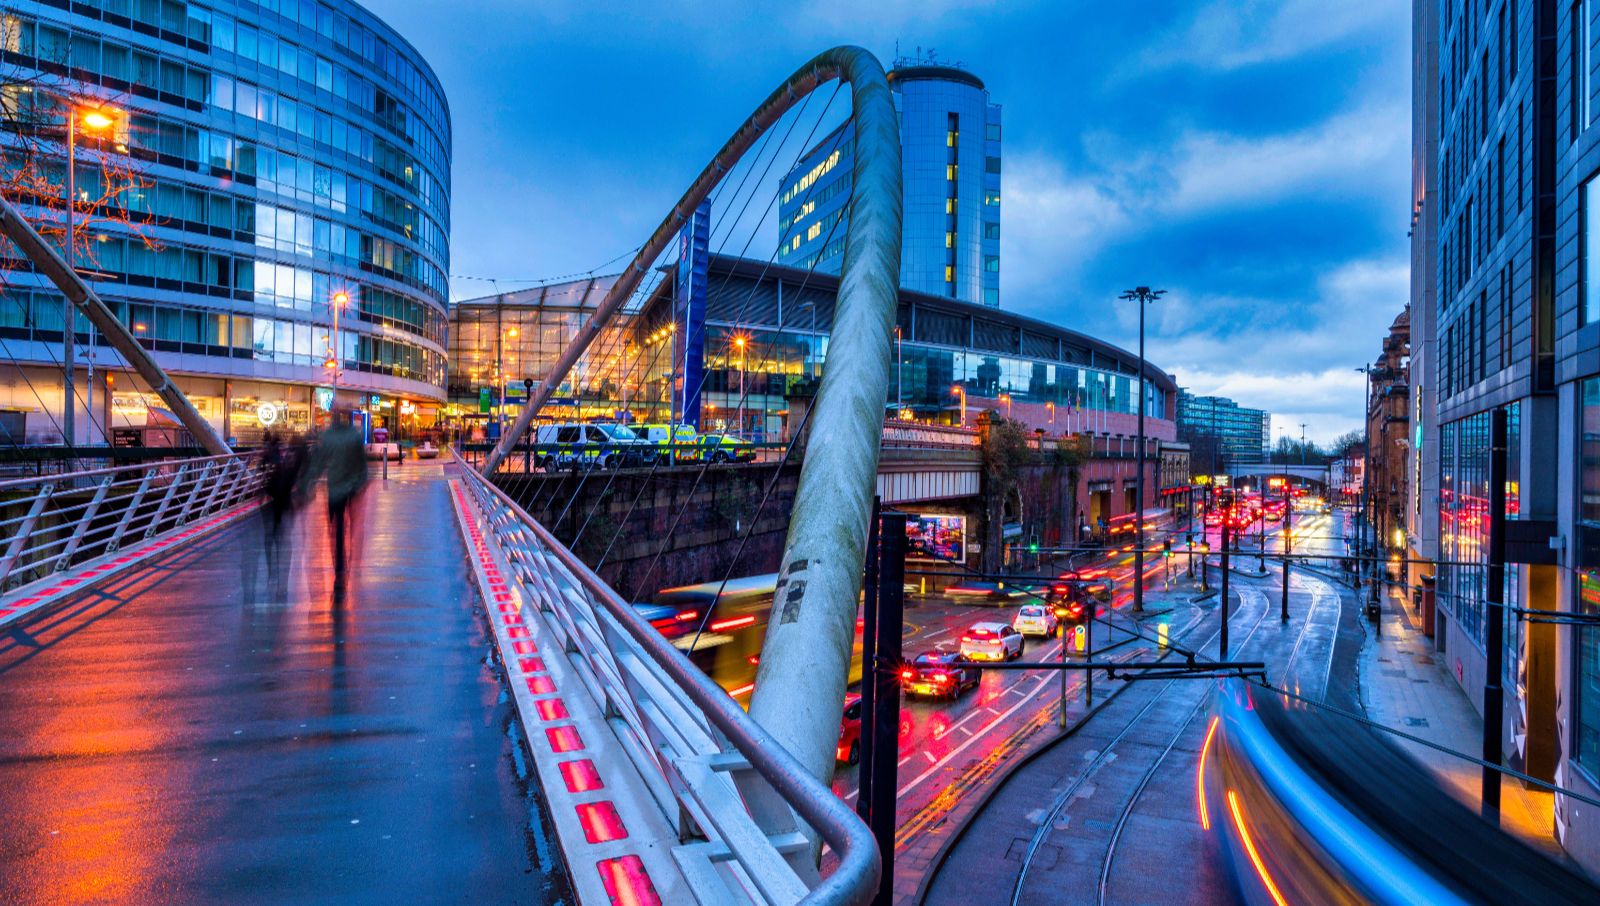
[301,411,368,598]
[260,430,303,573]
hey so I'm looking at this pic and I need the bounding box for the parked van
[637,423,700,465]
[533,423,647,470]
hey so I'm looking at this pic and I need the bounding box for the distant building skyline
[776,59,1001,307]
[1175,390,1271,469]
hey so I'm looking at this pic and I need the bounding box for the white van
[533,423,646,470]
[637,423,700,465]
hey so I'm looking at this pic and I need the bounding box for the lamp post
[1356,365,1375,606]
[1120,286,1166,613]
[734,335,747,438]
[1300,422,1308,466]
[1046,400,1055,425]
[62,105,119,447]
[324,290,350,406]
[951,385,966,427]
[999,392,1011,419]
[894,324,903,414]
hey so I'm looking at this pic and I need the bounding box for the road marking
[897,756,912,767]
[957,725,974,737]
[985,707,1002,716]
[896,640,1065,799]
[933,706,988,741]
[924,751,937,764]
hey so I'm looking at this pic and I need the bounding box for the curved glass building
[0,0,448,444]
[776,60,1001,307]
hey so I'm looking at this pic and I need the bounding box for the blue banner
[675,199,710,429]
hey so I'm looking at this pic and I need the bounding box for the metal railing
[0,452,264,594]
[454,460,878,905]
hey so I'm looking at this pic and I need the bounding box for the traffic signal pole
[1281,485,1292,623]
[1482,409,1507,823]
[1220,517,1231,660]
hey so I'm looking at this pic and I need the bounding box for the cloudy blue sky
[371,0,1410,445]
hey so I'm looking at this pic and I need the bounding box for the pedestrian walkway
[1358,586,1560,858]
[0,465,569,905]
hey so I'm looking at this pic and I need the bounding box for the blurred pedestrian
[300,410,368,598]
[261,431,303,570]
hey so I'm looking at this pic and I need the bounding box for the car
[1056,569,1113,602]
[638,423,701,465]
[959,622,1024,661]
[700,433,756,463]
[900,651,981,699]
[415,441,440,459]
[837,695,862,764]
[1012,603,1059,638]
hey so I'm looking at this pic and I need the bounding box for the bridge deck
[0,464,569,905]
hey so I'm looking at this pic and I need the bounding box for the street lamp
[999,392,1012,419]
[894,324,904,414]
[734,335,748,438]
[951,385,966,427]
[325,290,350,406]
[1046,400,1055,425]
[63,103,120,447]
[1120,286,1166,613]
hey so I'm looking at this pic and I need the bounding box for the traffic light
[1163,537,1173,558]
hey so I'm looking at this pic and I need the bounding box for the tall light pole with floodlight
[1120,285,1166,613]
[63,104,119,447]
[734,335,747,437]
[951,385,966,427]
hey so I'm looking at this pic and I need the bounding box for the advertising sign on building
[478,387,492,414]
[906,514,966,563]
[674,199,711,429]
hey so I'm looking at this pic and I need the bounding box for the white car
[1012,604,1059,638]
[959,622,1024,661]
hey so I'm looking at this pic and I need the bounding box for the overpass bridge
[1222,460,1332,490]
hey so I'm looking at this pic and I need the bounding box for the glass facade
[1437,405,1521,664]
[1175,392,1270,464]
[0,0,449,437]
[1577,380,1600,774]
[776,65,1001,307]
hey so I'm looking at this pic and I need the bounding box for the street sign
[478,387,491,413]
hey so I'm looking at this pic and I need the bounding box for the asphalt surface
[919,505,1362,906]
[0,467,569,906]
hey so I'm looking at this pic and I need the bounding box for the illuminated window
[807,222,822,241]
[791,235,800,251]
[984,191,1000,206]
[945,232,953,248]
[944,265,953,283]
[946,164,957,180]
[946,130,957,147]
[945,198,956,214]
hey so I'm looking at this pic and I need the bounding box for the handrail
[455,457,878,905]
[0,452,263,595]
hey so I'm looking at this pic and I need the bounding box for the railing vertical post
[55,477,111,570]
[177,461,216,525]
[0,485,56,587]
[145,464,190,538]
[856,498,881,832]
[866,508,905,906]
[109,471,154,551]
[198,458,234,516]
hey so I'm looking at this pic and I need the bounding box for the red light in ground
[546,725,584,753]
[534,699,569,721]
[596,856,662,906]
[559,759,605,793]
[576,800,629,843]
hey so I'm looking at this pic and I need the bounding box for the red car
[837,695,862,764]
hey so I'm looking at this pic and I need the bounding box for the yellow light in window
[945,266,953,282]
[946,232,953,248]
[947,164,957,180]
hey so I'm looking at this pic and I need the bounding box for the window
[984,222,1000,240]
[946,164,957,180]
[984,191,1000,206]
[986,122,1000,141]
[1572,1,1585,143]
[1585,174,1600,324]
[944,265,953,283]
[1579,380,1600,775]
[985,156,1002,175]
[984,255,1000,273]
[945,232,953,248]
[1511,0,1520,79]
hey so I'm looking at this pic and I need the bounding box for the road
[920,505,1361,905]
[0,470,569,906]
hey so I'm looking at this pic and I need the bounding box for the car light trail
[1198,716,1218,830]
[1226,789,1288,906]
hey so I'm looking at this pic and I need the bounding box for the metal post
[1281,483,1291,623]
[1482,407,1508,822]
[64,113,76,450]
[856,499,881,829]
[1084,601,1093,706]
[1134,293,1145,614]
[867,509,904,906]
[524,378,534,474]
[1220,517,1231,660]
[1058,615,1069,728]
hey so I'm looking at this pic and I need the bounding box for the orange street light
[951,385,967,427]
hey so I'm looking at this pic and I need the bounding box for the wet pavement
[0,466,569,905]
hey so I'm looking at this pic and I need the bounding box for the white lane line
[924,751,937,764]
[1005,686,1028,697]
[985,707,1002,716]
[897,756,912,767]
[934,706,988,740]
[896,640,1066,798]
[957,725,974,737]
[919,628,951,643]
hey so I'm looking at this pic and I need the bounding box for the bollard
[1073,624,1086,654]
[1158,622,1169,650]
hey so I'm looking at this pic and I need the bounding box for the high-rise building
[0,0,449,444]
[1420,0,1600,870]
[775,58,1001,307]
[1406,0,1441,649]
[1174,391,1270,471]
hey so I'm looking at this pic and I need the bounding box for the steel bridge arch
[481,47,903,800]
